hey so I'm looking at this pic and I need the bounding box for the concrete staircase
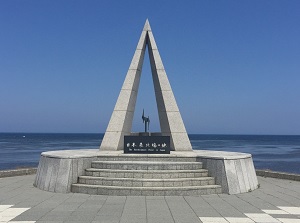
[71,155,222,196]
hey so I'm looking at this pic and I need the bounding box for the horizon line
[0,132,300,136]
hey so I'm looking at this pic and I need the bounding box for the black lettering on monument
[124,136,170,154]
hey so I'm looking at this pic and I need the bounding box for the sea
[0,133,299,174]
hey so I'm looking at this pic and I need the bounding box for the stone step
[85,168,209,178]
[95,155,197,162]
[91,161,203,170]
[78,176,215,187]
[71,184,222,196]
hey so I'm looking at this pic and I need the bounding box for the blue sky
[1,1,299,134]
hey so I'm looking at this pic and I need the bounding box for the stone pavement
[1,175,300,223]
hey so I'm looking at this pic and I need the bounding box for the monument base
[34,149,258,195]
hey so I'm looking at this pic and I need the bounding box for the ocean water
[0,133,299,174]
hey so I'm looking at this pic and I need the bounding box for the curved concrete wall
[34,149,258,194]
[197,157,258,194]
[34,150,98,193]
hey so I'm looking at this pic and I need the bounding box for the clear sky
[1,1,300,135]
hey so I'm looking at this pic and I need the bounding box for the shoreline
[256,169,300,181]
[0,167,37,178]
[1,167,300,182]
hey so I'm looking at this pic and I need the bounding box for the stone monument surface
[100,19,192,152]
[34,20,259,195]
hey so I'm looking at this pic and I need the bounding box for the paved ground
[0,175,300,223]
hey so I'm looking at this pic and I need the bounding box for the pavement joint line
[235,193,267,214]
[1,175,300,222]
[260,177,300,195]
[218,193,257,219]
[251,187,296,208]
[201,194,227,218]
[164,196,176,223]
[0,205,33,223]
[118,195,127,223]
[0,185,32,205]
[183,195,205,222]
[259,186,299,207]
[271,178,298,193]
[198,207,300,222]
[144,195,148,223]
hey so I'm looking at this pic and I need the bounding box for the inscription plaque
[124,136,170,154]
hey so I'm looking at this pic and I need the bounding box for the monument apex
[100,20,192,151]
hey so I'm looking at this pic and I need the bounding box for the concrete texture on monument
[71,150,257,195]
[100,19,192,151]
[71,153,222,196]
[34,149,258,195]
[100,28,147,151]
[146,21,192,151]
[34,149,99,193]
[194,150,258,194]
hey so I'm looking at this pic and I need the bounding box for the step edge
[72,184,222,190]
[92,161,202,165]
[79,176,215,181]
[85,168,208,173]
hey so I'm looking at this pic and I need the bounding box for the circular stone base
[34,150,258,195]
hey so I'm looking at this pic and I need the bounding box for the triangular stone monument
[100,20,192,151]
